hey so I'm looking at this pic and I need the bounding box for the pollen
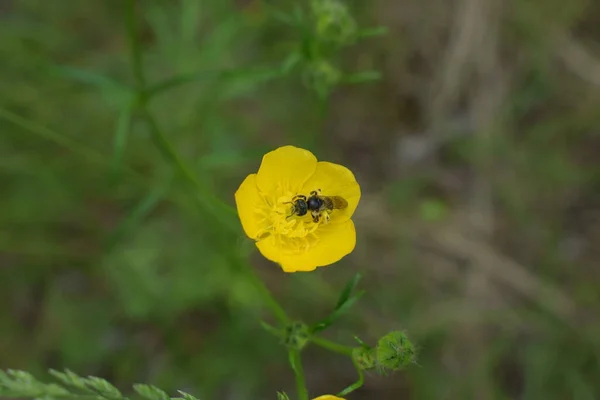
[255,190,320,252]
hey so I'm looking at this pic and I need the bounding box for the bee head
[291,198,308,216]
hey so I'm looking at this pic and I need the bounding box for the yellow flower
[235,145,360,272]
[312,396,345,400]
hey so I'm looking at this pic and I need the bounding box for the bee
[306,189,348,223]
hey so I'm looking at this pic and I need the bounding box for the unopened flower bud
[302,60,341,95]
[375,331,416,371]
[352,346,377,371]
[310,0,357,45]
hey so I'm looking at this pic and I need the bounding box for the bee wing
[329,196,348,209]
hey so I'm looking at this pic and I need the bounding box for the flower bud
[375,331,416,371]
[302,60,341,95]
[351,346,377,371]
[277,392,291,400]
[310,0,357,45]
[282,322,310,350]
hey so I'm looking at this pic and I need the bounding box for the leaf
[172,390,200,400]
[49,370,87,390]
[343,71,382,85]
[103,176,172,251]
[335,273,363,310]
[47,65,126,90]
[311,273,365,333]
[357,26,389,39]
[110,97,136,183]
[145,66,284,99]
[1,370,69,398]
[85,377,122,400]
[133,384,169,400]
[276,392,291,400]
[260,321,282,338]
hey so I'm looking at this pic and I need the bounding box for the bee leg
[312,213,320,223]
[323,212,331,224]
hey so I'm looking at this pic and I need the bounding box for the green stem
[124,0,238,231]
[125,0,146,90]
[122,0,288,327]
[288,350,309,400]
[244,263,290,326]
[310,336,353,356]
[336,357,365,397]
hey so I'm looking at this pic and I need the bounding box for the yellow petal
[256,145,318,194]
[234,173,265,239]
[312,396,345,400]
[256,219,356,272]
[301,161,361,223]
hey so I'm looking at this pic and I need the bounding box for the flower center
[255,188,321,254]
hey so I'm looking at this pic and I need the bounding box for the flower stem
[288,349,309,400]
[336,357,365,397]
[310,336,354,356]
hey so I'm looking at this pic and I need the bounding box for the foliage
[2,0,600,399]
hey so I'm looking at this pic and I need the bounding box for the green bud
[282,322,310,350]
[352,346,377,371]
[310,0,357,45]
[375,331,416,371]
[302,60,341,95]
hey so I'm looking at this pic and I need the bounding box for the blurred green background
[1,0,600,399]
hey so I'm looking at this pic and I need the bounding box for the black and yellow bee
[288,189,348,223]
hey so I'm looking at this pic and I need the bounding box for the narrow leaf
[343,71,382,85]
[103,178,171,251]
[133,384,169,400]
[85,377,122,399]
[47,65,126,90]
[311,290,365,333]
[335,273,363,310]
[357,26,389,39]
[311,273,364,333]
[173,390,199,400]
[110,97,136,182]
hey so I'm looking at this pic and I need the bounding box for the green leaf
[335,273,363,310]
[172,390,200,400]
[260,321,283,338]
[280,52,302,75]
[49,369,87,390]
[357,26,389,39]
[103,176,172,251]
[343,70,382,85]
[47,65,125,89]
[85,377,122,400]
[110,97,136,183]
[277,391,291,400]
[145,66,284,99]
[133,384,169,400]
[311,273,365,333]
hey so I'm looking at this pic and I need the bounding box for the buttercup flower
[313,396,345,400]
[235,145,360,272]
